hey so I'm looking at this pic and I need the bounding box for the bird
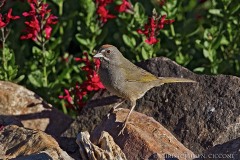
[93,44,196,135]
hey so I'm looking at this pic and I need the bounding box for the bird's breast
[98,63,125,97]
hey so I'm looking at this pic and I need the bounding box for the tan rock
[76,131,127,160]
[0,125,73,160]
[91,109,196,160]
[0,81,73,138]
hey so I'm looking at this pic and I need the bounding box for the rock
[0,125,73,159]
[196,138,240,160]
[62,91,119,138]
[0,81,73,139]
[0,115,23,127]
[63,57,240,154]
[76,131,126,160]
[91,109,196,160]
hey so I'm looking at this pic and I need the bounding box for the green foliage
[0,45,24,82]
[0,0,240,114]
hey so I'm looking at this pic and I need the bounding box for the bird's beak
[93,50,105,58]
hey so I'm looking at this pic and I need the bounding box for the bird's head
[93,44,123,64]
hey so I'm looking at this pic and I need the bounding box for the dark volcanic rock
[62,57,240,154]
[196,138,240,160]
[62,91,120,137]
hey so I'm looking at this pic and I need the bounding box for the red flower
[46,14,58,25]
[22,3,36,17]
[83,72,105,91]
[45,14,58,39]
[76,52,105,92]
[145,36,159,45]
[94,58,101,70]
[39,4,51,18]
[59,89,73,105]
[27,0,37,4]
[6,8,20,20]
[96,5,116,23]
[21,16,40,40]
[95,0,116,23]
[61,52,105,110]
[0,15,6,28]
[159,15,175,29]
[21,1,58,41]
[137,12,174,45]
[115,0,133,13]
[0,8,20,28]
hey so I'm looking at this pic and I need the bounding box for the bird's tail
[158,77,196,84]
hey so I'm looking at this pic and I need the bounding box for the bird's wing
[118,59,158,83]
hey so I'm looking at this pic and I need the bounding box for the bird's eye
[106,50,111,53]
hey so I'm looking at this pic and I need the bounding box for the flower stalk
[21,0,58,87]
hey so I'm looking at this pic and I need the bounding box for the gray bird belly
[99,67,126,97]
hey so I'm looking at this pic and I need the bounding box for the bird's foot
[107,101,124,119]
[118,121,127,136]
[107,108,121,119]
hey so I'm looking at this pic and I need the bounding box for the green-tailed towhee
[94,44,196,135]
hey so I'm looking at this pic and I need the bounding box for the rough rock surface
[0,81,73,139]
[62,57,240,154]
[0,125,73,160]
[0,115,23,127]
[196,138,240,160]
[76,131,126,160]
[91,109,195,160]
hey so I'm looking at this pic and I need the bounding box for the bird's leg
[118,100,136,136]
[113,99,126,110]
[107,99,126,119]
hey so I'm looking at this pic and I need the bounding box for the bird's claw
[107,107,121,119]
[107,100,125,119]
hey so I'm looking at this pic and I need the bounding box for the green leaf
[203,49,209,59]
[56,67,73,83]
[49,37,62,50]
[203,49,214,62]
[32,46,42,56]
[13,75,25,83]
[96,29,108,46]
[220,36,229,45]
[28,70,43,88]
[83,0,96,26]
[141,47,148,60]
[195,39,204,49]
[134,3,147,24]
[230,3,240,14]
[122,34,136,48]
[212,35,229,50]
[209,9,223,17]
[193,67,205,72]
[51,0,64,6]
[75,33,89,46]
